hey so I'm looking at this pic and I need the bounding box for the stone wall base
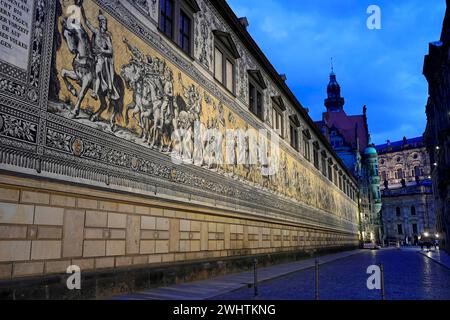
[0,245,356,300]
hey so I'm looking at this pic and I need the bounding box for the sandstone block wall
[0,175,358,280]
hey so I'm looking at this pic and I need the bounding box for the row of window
[397,223,418,235]
[395,206,416,217]
[381,166,424,181]
[158,0,357,201]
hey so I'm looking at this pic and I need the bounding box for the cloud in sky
[227,0,446,145]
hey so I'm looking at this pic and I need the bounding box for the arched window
[396,207,401,217]
[414,166,421,177]
[411,206,416,216]
[396,168,403,179]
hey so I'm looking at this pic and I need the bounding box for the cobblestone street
[214,248,450,300]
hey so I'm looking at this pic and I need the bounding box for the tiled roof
[317,110,368,150]
[376,137,424,154]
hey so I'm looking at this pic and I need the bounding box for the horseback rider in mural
[122,37,163,141]
[60,0,124,131]
[121,38,176,151]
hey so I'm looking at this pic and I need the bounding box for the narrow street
[214,248,450,300]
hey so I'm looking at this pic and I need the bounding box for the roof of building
[316,111,368,151]
[376,136,424,154]
[364,146,378,155]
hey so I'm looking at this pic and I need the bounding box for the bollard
[253,258,258,297]
[315,258,320,300]
[380,263,385,300]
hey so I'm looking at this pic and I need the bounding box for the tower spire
[324,61,345,112]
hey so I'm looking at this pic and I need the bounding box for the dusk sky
[227,0,446,145]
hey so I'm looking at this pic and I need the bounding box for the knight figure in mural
[60,0,124,131]
[81,6,120,101]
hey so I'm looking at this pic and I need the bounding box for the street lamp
[435,234,440,238]
[424,232,430,237]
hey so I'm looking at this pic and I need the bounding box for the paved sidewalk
[112,249,365,300]
[419,249,450,270]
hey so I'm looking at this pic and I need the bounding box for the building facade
[316,72,382,244]
[424,0,450,253]
[0,0,360,297]
[376,137,435,245]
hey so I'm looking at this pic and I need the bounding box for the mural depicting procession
[49,0,356,219]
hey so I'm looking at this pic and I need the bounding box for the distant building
[376,137,435,245]
[423,0,450,253]
[316,71,382,244]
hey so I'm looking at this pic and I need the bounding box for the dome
[327,73,341,98]
[364,146,378,155]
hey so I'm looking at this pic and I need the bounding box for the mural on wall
[48,0,357,220]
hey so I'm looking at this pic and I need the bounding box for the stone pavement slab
[112,249,365,300]
[419,249,450,270]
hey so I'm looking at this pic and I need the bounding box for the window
[313,143,319,170]
[395,168,403,179]
[303,136,310,161]
[248,70,266,120]
[328,162,333,182]
[272,108,283,136]
[381,171,387,182]
[214,48,223,82]
[179,10,191,54]
[160,0,174,38]
[396,207,401,217]
[411,206,416,216]
[159,0,199,55]
[213,31,240,94]
[226,59,233,92]
[397,224,403,235]
[290,123,299,150]
[289,115,300,151]
[412,224,418,234]
[272,98,285,137]
[321,153,327,176]
[414,166,421,177]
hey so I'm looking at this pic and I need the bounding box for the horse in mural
[60,16,125,132]
[121,60,167,143]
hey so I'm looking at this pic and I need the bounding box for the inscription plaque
[0,0,34,70]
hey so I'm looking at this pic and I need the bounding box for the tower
[324,71,345,112]
[364,143,382,243]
